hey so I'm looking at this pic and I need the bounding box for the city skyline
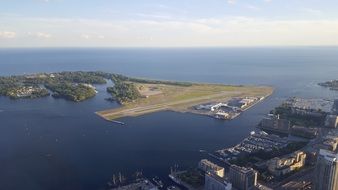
[1,0,338,47]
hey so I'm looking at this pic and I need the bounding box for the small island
[319,80,338,91]
[0,71,107,101]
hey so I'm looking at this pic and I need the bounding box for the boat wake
[111,120,125,125]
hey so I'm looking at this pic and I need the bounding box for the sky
[1,0,338,47]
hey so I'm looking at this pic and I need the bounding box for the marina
[215,131,290,161]
[109,178,158,190]
[152,176,164,188]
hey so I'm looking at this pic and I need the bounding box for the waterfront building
[290,125,318,139]
[333,99,338,114]
[204,172,232,190]
[285,98,332,116]
[196,104,213,110]
[260,115,290,133]
[111,178,158,190]
[226,97,260,109]
[210,103,228,112]
[215,112,230,120]
[319,136,338,151]
[281,180,312,190]
[238,97,256,108]
[325,115,338,128]
[314,149,338,190]
[267,151,306,177]
[228,165,257,190]
[198,159,225,178]
[260,117,274,129]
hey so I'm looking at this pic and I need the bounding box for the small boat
[169,174,181,185]
[111,120,125,125]
[152,177,164,188]
[167,186,181,190]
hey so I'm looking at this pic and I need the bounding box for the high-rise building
[204,172,232,190]
[319,136,338,151]
[267,151,306,177]
[314,149,338,190]
[198,159,225,178]
[325,115,338,128]
[228,165,257,190]
[260,115,290,133]
[332,99,338,114]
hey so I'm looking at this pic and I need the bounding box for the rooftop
[200,159,224,170]
[230,165,256,174]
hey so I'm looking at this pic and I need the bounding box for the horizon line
[1,45,338,49]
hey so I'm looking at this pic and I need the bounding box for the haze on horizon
[1,0,338,48]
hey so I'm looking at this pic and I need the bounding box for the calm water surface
[0,47,338,190]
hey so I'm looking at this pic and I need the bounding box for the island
[97,76,273,121]
[0,71,273,120]
[0,71,107,101]
[319,80,338,90]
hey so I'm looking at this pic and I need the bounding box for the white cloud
[81,34,90,39]
[227,0,237,5]
[37,32,51,38]
[36,0,50,3]
[301,8,322,15]
[39,0,52,3]
[81,34,105,40]
[0,31,16,38]
[37,0,62,4]
[134,13,173,20]
[1,15,338,47]
[27,32,52,38]
[246,4,260,11]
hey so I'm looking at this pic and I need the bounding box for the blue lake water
[0,47,338,190]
